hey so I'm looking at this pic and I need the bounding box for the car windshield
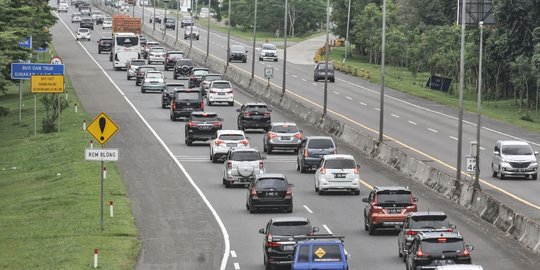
[245,105,268,112]
[421,238,464,255]
[307,139,334,149]
[272,125,298,133]
[411,216,450,229]
[212,82,231,89]
[131,60,146,66]
[151,48,166,53]
[193,70,209,76]
[324,159,356,169]
[146,72,162,78]
[269,221,311,236]
[147,42,159,47]
[231,45,245,52]
[116,37,138,47]
[165,18,175,22]
[311,245,342,262]
[183,16,192,21]
[317,63,334,70]
[191,115,219,122]
[231,151,260,161]
[376,191,412,205]
[169,52,184,58]
[205,75,222,81]
[175,92,199,100]
[218,134,245,141]
[72,13,81,17]
[502,145,533,155]
[262,44,277,50]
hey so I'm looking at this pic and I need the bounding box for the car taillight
[224,88,233,93]
[319,167,326,174]
[200,100,204,110]
[263,112,271,116]
[239,139,249,146]
[243,112,251,116]
[294,132,302,139]
[333,149,337,154]
[416,247,428,257]
[212,122,222,127]
[259,161,264,170]
[188,121,197,127]
[172,102,176,110]
[268,133,277,139]
[285,187,292,198]
[354,167,359,174]
[303,149,308,157]
[371,204,384,213]
[461,246,470,257]
[210,89,218,93]
[215,139,224,146]
[251,187,258,199]
[405,205,416,210]
[227,161,232,169]
[405,230,417,236]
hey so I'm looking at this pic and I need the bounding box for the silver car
[126,59,147,80]
[492,140,538,180]
[263,122,302,154]
[314,154,360,195]
[148,47,167,64]
[258,43,278,62]
[140,71,165,93]
[221,148,265,188]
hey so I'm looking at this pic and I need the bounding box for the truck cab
[292,235,349,270]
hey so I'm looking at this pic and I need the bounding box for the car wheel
[368,221,376,235]
[185,138,192,146]
[126,75,130,80]
[286,206,293,213]
[98,49,101,54]
[267,146,273,154]
[296,160,300,171]
[354,189,360,196]
[300,162,307,173]
[315,184,319,192]
[330,78,335,82]
[263,143,267,152]
[532,174,537,180]
[228,101,234,106]
[249,204,255,213]
[212,154,219,164]
[364,215,369,231]
[318,189,324,195]
[161,103,166,109]
[242,58,247,63]
[141,88,146,93]
[223,178,227,185]
[314,77,317,82]
[492,164,497,177]
[173,74,177,80]
[164,66,168,71]
[275,58,278,62]
[498,167,505,180]
[136,81,140,86]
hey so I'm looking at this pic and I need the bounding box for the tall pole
[175,0,180,42]
[100,159,104,231]
[206,0,211,58]
[164,1,168,36]
[142,0,145,23]
[132,0,135,17]
[322,0,330,115]
[251,0,258,80]
[281,0,288,96]
[18,80,22,124]
[474,21,484,189]
[189,1,193,53]
[378,0,387,144]
[153,1,156,31]
[344,0,351,62]
[226,0,231,67]
[457,0,467,181]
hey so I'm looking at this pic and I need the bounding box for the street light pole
[251,0,258,80]
[474,21,484,189]
[226,0,231,67]
[344,0,351,62]
[323,0,330,116]
[378,0,387,144]
[206,0,211,58]
[281,0,288,96]
[175,0,180,42]
[189,1,194,53]
[164,1,168,37]
[153,1,156,31]
[456,0,467,182]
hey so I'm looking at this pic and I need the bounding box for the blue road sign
[10,63,65,80]
[19,36,32,49]
[35,47,47,53]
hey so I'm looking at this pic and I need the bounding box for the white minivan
[492,140,538,180]
[58,2,68,12]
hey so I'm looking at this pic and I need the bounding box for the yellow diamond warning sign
[86,112,119,145]
[314,247,326,258]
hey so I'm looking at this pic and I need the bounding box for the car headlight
[531,162,538,167]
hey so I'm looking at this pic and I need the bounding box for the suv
[236,102,272,132]
[291,235,349,270]
[164,51,184,71]
[362,186,418,235]
[296,136,337,173]
[207,80,234,106]
[406,231,474,270]
[184,26,200,40]
[97,37,113,54]
[135,65,156,86]
[161,17,176,30]
[210,130,250,163]
[185,112,222,145]
[259,217,320,268]
[222,148,265,187]
[80,18,94,30]
[173,58,194,79]
[147,47,167,64]
[161,82,185,109]
[247,173,293,213]
[263,122,302,154]
[313,62,335,82]
[314,154,361,195]
[142,41,160,59]
[126,58,147,80]
[71,12,82,23]
[140,70,165,93]
[229,44,247,63]
[258,43,278,62]
[188,67,210,88]
[200,73,223,94]
[491,140,538,180]
[180,16,193,27]
[398,211,456,260]
[169,88,203,121]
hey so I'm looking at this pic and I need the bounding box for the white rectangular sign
[466,157,476,173]
[85,149,119,161]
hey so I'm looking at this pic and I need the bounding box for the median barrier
[494,203,516,233]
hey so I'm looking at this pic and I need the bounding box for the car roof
[408,211,446,218]
[306,136,334,140]
[168,51,184,54]
[373,186,410,192]
[204,73,222,77]
[99,37,113,40]
[244,102,267,106]
[322,154,354,160]
[166,83,185,86]
[190,111,218,116]
[297,238,343,244]
[230,147,259,153]
[217,129,245,135]
[211,80,231,84]
[147,41,160,45]
[150,47,165,50]
[256,173,287,180]
[498,140,530,146]
[193,67,209,71]
[146,70,162,74]
[271,216,310,223]
[271,122,297,127]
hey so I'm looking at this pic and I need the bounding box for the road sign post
[264,67,273,88]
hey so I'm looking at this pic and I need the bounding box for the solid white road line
[302,205,314,214]
[346,96,352,100]
[428,128,438,133]
[292,75,298,78]
[374,108,380,111]
[359,102,367,106]
[333,91,340,95]
[323,224,333,235]
[311,83,317,86]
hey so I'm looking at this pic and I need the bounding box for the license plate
[283,245,295,251]
[434,260,454,265]
[334,173,346,178]
[185,108,193,111]
[387,209,401,214]
[218,92,225,95]
[199,125,211,130]
[266,192,277,196]
[226,143,237,147]
[280,136,290,140]
[252,115,262,119]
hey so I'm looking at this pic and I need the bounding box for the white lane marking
[54,12,231,270]
[311,83,317,86]
[408,121,417,125]
[234,263,240,269]
[359,102,367,106]
[333,91,340,95]
[302,205,314,214]
[346,96,352,100]
[302,78,307,82]
[275,67,280,71]
[230,250,237,258]
[323,224,333,234]
[428,128,438,133]
[374,108,380,111]
[391,113,399,118]
[480,147,485,150]
[292,75,298,78]
[449,136,458,141]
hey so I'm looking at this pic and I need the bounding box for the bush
[520,114,534,122]
[0,106,9,117]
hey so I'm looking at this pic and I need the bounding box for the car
[314,154,361,195]
[75,28,91,41]
[164,51,184,71]
[80,18,94,30]
[140,70,165,93]
[180,16,193,28]
[229,44,248,63]
[491,140,538,180]
[398,211,456,260]
[184,26,200,40]
[169,88,203,121]
[405,231,474,270]
[149,15,162,24]
[258,43,278,62]
[102,17,112,29]
[184,111,223,145]
[71,12,83,23]
[79,5,91,15]
[200,73,223,94]
[135,65,156,86]
[209,130,249,163]
[160,17,176,30]
[259,217,319,268]
[97,37,113,54]
[147,47,167,64]
[139,36,148,50]
[58,2,68,12]
[73,0,87,8]
[126,59,147,80]
[296,136,337,173]
[435,265,484,270]
[291,235,349,270]
[173,58,194,79]
[188,67,209,88]
[142,41,160,59]
[161,83,185,109]
[362,186,418,235]
[236,102,272,132]
[263,122,302,154]
[246,173,293,213]
[222,148,265,188]
[207,80,234,106]
[313,62,335,82]
[90,11,103,22]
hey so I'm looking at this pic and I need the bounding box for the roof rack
[293,234,345,242]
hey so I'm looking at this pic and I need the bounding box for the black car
[296,136,337,173]
[246,173,293,214]
[259,217,319,268]
[229,44,247,63]
[97,37,113,54]
[164,51,185,71]
[162,17,176,29]
[170,88,203,121]
[180,16,193,28]
[188,67,209,88]
[236,102,272,132]
[149,15,161,24]
[161,83,185,109]
[135,65,157,86]
[80,18,94,30]
[313,62,335,82]
[173,58,194,79]
[406,231,473,269]
[185,112,223,145]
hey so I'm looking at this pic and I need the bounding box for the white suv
[207,80,234,106]
[126,58,147,80]
[148,47,167,64]
[314,154,361,195]
[76,28,91,41]
[492,140,538,180]
[210,130,249,163]
[221,148,265,188]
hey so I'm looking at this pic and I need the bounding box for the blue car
[292,235,349,270]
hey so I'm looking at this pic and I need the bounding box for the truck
[110,15,142,70]
[291,235,350,270]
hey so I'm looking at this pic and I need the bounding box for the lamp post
[281,0,288,96]
[456,0,467,182]
[175,0,180,42]
[189,0,194,53]
[322,0,330,115]
[226,0,231,67]
[163,0,169,36]
[378,0,387,144]
[344,0,351,62]
[206,0,211,58]
[474,20,484,189]
[153,0,156,31]
[251,0,258,80]
[142,0,145,23]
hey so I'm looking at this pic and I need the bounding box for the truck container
[112,14,141,35]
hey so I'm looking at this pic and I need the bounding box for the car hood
[501,155,536,162]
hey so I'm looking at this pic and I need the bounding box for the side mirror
[219,118,224,121]
[268,109,273,112]
[413,197,419,202]
[288,183,294,187]
[312,227,320,233]
[493,151,500,156]
[361,198,369,203]
[466,244,474,252]
[246,136,250,140]
[245,50,248,53]
[346,253,352,260]
[535,151,539,156]
[449,224,457,229]
[236,109,241,112]
[259,228,265,234]
[356,164,361,169]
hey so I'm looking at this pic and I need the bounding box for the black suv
[314,62,335,82]
[229,44,247,63]
[236,102,272,132]
[161,83,185,109]
[164,51,184,71]
[135,65,156,86]
[259,217,319,268]
[247,174,293,213]
[406,231,473,269]
[170,88,203,121]
[397,211,455,260]
[185,112,223,145]
[80,18,94,30]
[173,58,194,80]
[163,17,176,29]
[188,67,210,88]
[97,37,112,54]
[296,136,337,173]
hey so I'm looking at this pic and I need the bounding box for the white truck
[111,32,140,70]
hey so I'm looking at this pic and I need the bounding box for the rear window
[324,158,355,169]
[131,60,146,66]
[231,151,260,161]
[256,178,287,189]
[272,125,298,133]
[317,63,334,70]
[205,75,222,81]
[421,238,464,255]
[376,191,412,205]
[191,115,219,122]
[410,216,450,229]
[245,105,269,112]
[502,145,533,155]
[312,245,342,262]
[177,60,193,66]
[139,67,156,72]
[262,44,277,50]
[78,28,89,33]
[307,138,334,149]
[151,48,166,53]
[175,92,200,100]
[169,52,184,58]
[212,82,231,89]
[146,72,162,78]
[218,134,245,141]
[269,221,311,235]
[193,70,209,76]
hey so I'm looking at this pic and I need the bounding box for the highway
[52,3,540,269]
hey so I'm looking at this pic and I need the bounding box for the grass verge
[0,74,139,268]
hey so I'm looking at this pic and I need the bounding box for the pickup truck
[221,148,264,187]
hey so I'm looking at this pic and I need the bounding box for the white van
[199,7,209,18]
[58,2,68,12]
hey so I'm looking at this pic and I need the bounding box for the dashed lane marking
[303,205,314,214]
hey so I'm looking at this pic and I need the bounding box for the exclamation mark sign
[99,117,106,141]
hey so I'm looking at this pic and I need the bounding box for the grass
[326,47,540,133]
[0,70,139,268]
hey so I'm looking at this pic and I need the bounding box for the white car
[147,47,167,64]
[314,154,360,195]
[76,28,91,41]
[58,2,68,13]
[126,58,147,80]
[71,12,82,23]
[435,266,484,270]
[102,17,112,29]
[207,80,234,106]
[210,130,250,163]
[258,43,278,62]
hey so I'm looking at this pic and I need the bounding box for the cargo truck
[110,15,142,70]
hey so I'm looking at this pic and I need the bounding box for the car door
[398,217,410,253]
[492,142,501,171]
[364,190,375,219]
